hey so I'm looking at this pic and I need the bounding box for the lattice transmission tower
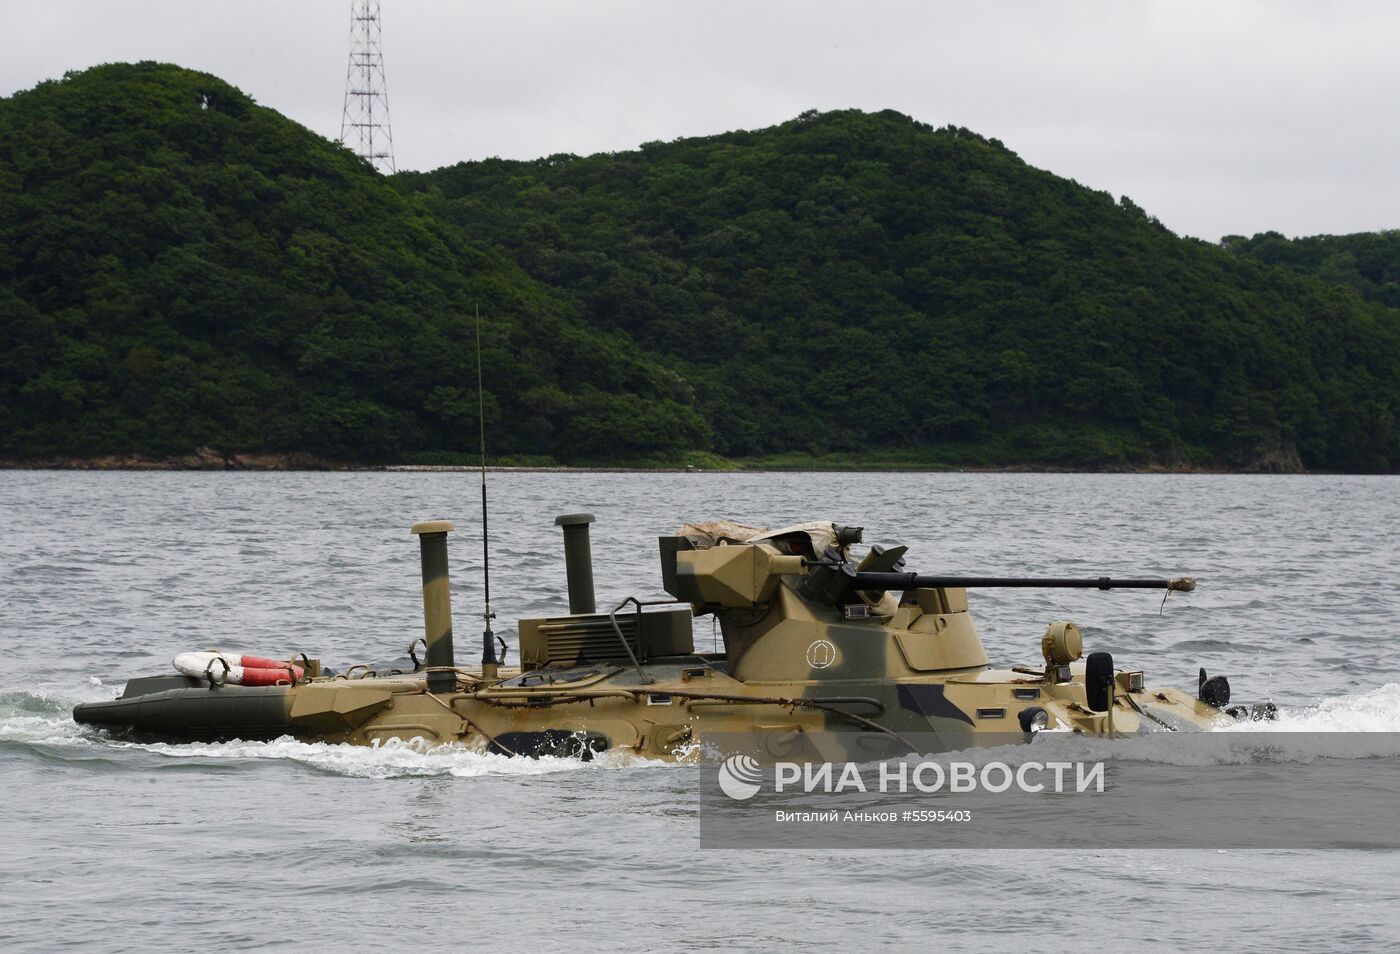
[339,0,396,173]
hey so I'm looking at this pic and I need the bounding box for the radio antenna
[476,305,499,680]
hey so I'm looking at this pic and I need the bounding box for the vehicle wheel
[1199,675,1231,708]
[1085,651,1114,712]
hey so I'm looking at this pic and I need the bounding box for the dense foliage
[0,63,708,462]
[1223,230,1400,310]
[4,64,1400,469]
[401,110,1400,470]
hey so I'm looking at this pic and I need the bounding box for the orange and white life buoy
[173,651,304,686]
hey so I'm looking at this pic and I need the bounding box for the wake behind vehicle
[74,515,1267,760]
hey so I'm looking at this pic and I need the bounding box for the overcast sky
[7,1,1399,241]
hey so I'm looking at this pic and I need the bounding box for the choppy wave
[1244,681,1400,732]
[123,736,660,779]
[0,687,680,779]
[0,689,77,746]
[8,682,1400,779]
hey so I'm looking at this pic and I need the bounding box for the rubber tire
[1085,651,1114,713]
[1199,675,1231,708]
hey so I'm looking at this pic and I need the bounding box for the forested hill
[399,112,1400,471]
[4,64,1400,471]
[0,63,708,463]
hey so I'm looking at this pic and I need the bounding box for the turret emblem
[806,639,838,670]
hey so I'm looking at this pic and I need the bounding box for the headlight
[1018,706,1050,734]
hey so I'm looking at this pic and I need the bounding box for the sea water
[3,471,1399,951]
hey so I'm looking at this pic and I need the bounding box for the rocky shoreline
[1,448,359,471]
[0,448,1326,474]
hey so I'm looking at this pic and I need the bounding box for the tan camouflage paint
[75,525,1237,759]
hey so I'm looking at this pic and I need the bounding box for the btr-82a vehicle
[75,515,1260,760]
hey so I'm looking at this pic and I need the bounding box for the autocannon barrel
[849,572,1196,592]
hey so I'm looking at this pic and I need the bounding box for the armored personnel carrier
[74,515,1261,760]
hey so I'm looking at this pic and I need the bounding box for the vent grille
[519,608,694,669]
[538,616,642,664]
